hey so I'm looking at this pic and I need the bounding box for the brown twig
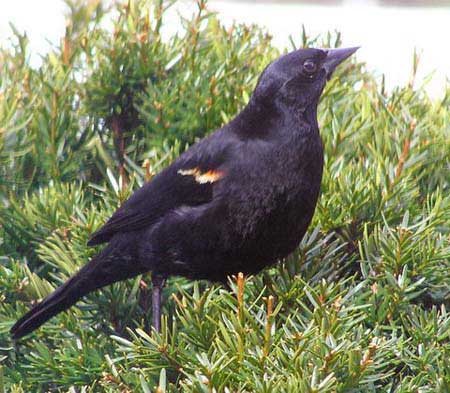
[395,119,417,181]
[62,20,71,66]
[111,115,128,187]
[142,159,152,182]
[263,295,274,358]
[237,272,245,323]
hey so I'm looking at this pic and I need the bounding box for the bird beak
[322,47,359,79]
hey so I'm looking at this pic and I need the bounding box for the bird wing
[87,133,231,246]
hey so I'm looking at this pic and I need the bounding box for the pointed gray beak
[322,47,359,79]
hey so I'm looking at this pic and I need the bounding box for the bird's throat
[304,103,319,131]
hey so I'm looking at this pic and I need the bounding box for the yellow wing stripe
[178,168,224,184]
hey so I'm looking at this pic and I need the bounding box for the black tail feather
[11,258,102,340]
[11,279,86,340]
[11,239,145,340]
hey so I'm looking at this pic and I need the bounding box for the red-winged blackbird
[11,47,358,339]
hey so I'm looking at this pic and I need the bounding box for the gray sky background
[1,0,449,98]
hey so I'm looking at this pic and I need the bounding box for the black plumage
[11,47,358,339]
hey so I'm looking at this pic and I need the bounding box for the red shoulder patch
[178,168,225,184]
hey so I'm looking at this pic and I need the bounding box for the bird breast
[221,131,324,247]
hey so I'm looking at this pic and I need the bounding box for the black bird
[11,47,358,339]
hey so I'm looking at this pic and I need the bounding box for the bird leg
[151,275,166,333]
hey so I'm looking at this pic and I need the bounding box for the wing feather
[88,132,231,246]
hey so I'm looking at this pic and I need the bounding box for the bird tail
[11,237,145,340]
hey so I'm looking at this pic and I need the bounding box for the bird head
[253,47,359,112]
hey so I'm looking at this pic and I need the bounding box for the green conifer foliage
[0,1,449,391]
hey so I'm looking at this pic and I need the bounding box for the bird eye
[303,59,317,76]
